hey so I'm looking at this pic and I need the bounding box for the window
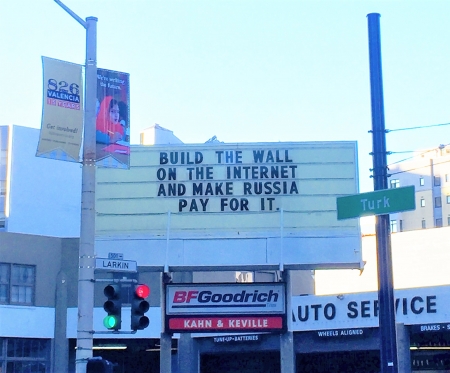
[0,338,50,372]
[447,195,450,204]
[0,180,5,195]
[399,220,403,232]
[422,220,426,229]
[435,197,442,208]
[446,174,449,182]
[434,176,441,186]
[390,179,400,188]
[420,198,425,207]
[0,263,35,305]
[420,177,425,186]
[0,264,9,303]
[436,218,443,228]
[448,216,450,226]
[390,220,398,233]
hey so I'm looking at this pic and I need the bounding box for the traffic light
[103,283,122,330]
[131,283,150,330]
[86,357,113,373]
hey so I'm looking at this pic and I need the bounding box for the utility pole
[54,2,97,372]
[367,13,399,373]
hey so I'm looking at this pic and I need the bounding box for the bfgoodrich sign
[165,283,286,333]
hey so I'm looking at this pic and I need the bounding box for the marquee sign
[96,141,362,270]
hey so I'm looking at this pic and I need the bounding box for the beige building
[388,144,450,232]
[315,225,450,295]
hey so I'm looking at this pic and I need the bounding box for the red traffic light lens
[135,284,150,298]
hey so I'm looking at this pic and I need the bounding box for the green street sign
[336,185,416,220]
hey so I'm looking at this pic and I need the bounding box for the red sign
[168,316,283,332]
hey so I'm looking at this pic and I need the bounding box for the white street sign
[95,258,137,272]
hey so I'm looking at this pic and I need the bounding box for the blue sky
[1,0,449,192]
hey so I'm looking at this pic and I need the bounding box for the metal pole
[54,2,97,372]
[160,273,172,373]
[367,13,398,373]
[280,270,295,373]
[75,15,97,373]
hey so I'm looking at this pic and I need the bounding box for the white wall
[7,125,81,237]
[140,124,183,145]
[315,226,450,295]
[0,305,54,338]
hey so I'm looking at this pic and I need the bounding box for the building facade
[2,124,450,372]
[0,125,81,237]
[2,227,450,372]
[389,145,450,232]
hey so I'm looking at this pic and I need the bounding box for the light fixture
[93,346,127,350]
[74,344,127,350]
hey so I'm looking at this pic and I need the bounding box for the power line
[387,121,450,132]
[389,158,450,176]
[387,144,450,167]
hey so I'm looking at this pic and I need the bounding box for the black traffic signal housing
[86,357,113,373]
[103,283,122,330]
[131,284,150,330]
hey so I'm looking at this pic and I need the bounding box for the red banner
[95,68,130,169]
[168,316,283,332]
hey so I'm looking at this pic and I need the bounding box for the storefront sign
[166,283,286,333]
[314,328,374,339]
[212,334,261,343]
[167,315,284,333]
[291,285,450,331]
[411,323,450,334]
[166,283,285,315]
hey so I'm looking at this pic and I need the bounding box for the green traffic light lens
[103,315,119,329]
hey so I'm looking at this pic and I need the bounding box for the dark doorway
[297,351,380,373]
[69,338,171,373]
[201,351,280,373]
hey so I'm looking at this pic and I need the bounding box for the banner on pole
[95,68,130,169]
[37,57,83,162]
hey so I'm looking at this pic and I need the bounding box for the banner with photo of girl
[96,68,130,169]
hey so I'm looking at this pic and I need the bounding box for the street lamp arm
[54,0,87,28]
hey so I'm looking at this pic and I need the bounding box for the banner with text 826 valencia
[37,57,83,162]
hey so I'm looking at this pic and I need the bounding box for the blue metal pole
[367,13,399,373]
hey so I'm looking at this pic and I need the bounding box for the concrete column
[280,270,295,373]
[396,323,411,372]
[160,332,173,373]
[178,333,199,373]
[54,270,69,373]
[176,271,198,373]
[281,331,295,373]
